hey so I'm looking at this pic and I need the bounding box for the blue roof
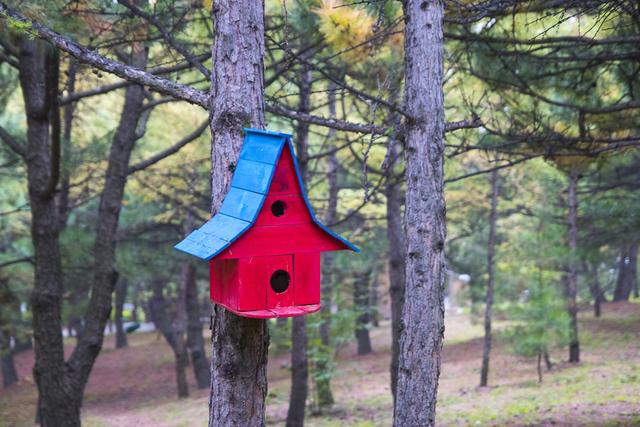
[175,128,359,260]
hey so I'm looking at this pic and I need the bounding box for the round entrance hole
[271,200,286,217]
[270,270,290,294]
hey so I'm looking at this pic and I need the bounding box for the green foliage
[505,279,570,358]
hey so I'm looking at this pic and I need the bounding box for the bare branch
[267,102,482,135]
[0,256,33,269]
[0,125,26,158]
[128,120,209,174]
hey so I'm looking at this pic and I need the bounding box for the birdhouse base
[214,301,321,319]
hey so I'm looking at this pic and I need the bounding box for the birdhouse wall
[209,252,321,317]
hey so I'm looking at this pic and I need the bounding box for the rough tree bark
[393,1,446,425]
[566,170,580,363]
[386,135,405,402]
[354,269,373,355]
[613,241,638,301]
[208,1,269,425]
[17,39,75,426]
[315,82,339,409]
[185,259,210,389]
[115,279,129,349]
[149,279,189,398]
[286,63,312,427]
[480,169,499,387]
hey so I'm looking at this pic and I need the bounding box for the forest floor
[1,301,639,427]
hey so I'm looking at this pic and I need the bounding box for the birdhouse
[175,128,358,318]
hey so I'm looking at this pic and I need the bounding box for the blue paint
[230,159,273,194]
[175,128,360,260]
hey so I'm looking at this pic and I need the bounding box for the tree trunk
[370,269,380,327]
[1,331,18,388]
[354,270,373,355]
[287,316,308,427]
[480,169,499,387]
[393,1,446,426]
[537,352,543,383]
[185,259,210,389]
[18,39,77,427]
[208,1,269,425]
[544,351,553,371]
[286,63,312,427]
[315,82,339,409]
[64,35,149,408]
[386,132,405,403]
[566,170,580,363]
[149,279,189,398]
[115,279,128,349]
[588,262,605,317]
[613,241,638,301]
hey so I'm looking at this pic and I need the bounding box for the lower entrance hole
[270,270,290,294]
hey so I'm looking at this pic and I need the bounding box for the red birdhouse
[175,128,358,318]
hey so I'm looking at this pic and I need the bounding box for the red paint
[294,253,320,305]
[208,143,348,318]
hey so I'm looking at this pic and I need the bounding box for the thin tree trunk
[185,258,210,389]
[175,257,190,397]
[537,352,543,383]
[614,241,638,301]
[588,262,604,317]
[286,63,312,427]
[115,279,128,349]
[64,36,149,408]
[1,330,18,388]
[566,170,580,363]
[315,82,338,409]
[149,279,189,398]
[354,270,373,356]
[480,169,499,387]
[287,316,308,427]
[544,351,553,371]
[370,269,380,327]
[393,1,446,426]
[386,133,405,403]
[208,1,269,425]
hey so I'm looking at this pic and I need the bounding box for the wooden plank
[230,159,274,194]
[239,133,284,165]
[254,194,313,226]
[266,255,294,310]
[219,187,264,222]
[294,252,320,305]
[216,223,347,259]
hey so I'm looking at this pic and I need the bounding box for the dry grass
[1,302,639,427]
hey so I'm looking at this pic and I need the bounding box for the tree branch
[267,102,482,135]
[60,53,211,105]
[0,125,26,158]
[0,3,209,108]
[0,256,33,269]
[116,0,211,80]
[128,120,209,174]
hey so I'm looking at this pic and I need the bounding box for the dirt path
[1,302,639,427]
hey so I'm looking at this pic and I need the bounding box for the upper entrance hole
[271,200,286,217]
